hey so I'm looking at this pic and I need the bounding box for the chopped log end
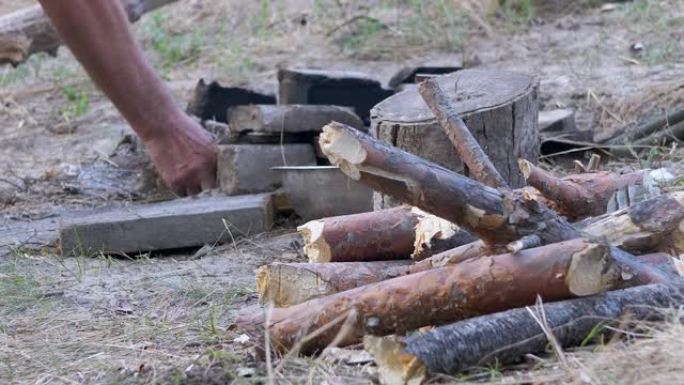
[297,220,332,262]
[518,158,533,180]
[364,335,427,385]
[411,207,459,260]
[320,123,367,180]
[256,263,335,307]
[566,244,620,296]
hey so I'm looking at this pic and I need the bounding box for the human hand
[144,116,217,196]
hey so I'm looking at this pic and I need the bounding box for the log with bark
[371,69,539,209]
[413,190,684,270]
[0,0,180,66]
[519,160,674,220]
[297,206,475,263]
[237,239,661,354]
[256,261,413,307]
[365,283,683,383]
[319,121,578,248]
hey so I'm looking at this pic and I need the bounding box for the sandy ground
[1,0,684,384]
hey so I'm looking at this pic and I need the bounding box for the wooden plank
[58,194,273,256]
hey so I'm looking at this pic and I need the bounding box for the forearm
[37,0,182,141]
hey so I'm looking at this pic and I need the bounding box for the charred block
[186,79,276,123]
[277,68,394,124]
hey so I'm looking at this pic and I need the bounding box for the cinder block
[217,144,316,195]
[59,194,274,256]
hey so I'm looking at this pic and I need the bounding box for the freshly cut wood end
[297,220,332,262]
[364,335,427,385]
[517,158,533,180]
[411,207,459,260]
[320,122,367,180]
[566,244,620,296]
[256,263,334,307]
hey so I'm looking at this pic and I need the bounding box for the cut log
[371,69,539,208]
[0,0,179,66]
[320,122,578,246]
[256,261,413,307]
[518,159,646,220]
[236,239,656,354]
[226,104,364,136]
[298,206,475,263]
[418,77,508,189]
[581,191,684,255]
[367,284,683,381]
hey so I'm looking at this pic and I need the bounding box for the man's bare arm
[37,0,216,196]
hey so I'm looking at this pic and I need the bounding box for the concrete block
[59,194,274,256]
[227,104,364,134]
[217,144,316,195]
[277,68,394,124]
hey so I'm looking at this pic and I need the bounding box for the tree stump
[370,69,539,209]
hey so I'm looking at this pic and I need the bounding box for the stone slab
[58,194,273,256]
[217,144,316,195]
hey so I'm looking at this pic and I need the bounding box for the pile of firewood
[237,77,684,384]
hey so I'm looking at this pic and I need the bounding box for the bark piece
[227,104,364,136]
[320,122,578,246]
[518,159,646,220]
[256,261,413,307]
[0,0,179,66]
[236,239,650,354]
[59,194,273,256]
[186,79,275,123]
[418,77,508,189]
[372,284,682,378]
[298,206,473,263]
[371,69,539,208]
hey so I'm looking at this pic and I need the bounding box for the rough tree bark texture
[371,69,539,208]
[0,0,179,65]
[298,206,475,263]
[366,284,682,381]
[320,122,577,247]
[418,77,508,189]
[236,239,650,354]
[581,191,684,255]
[256,261,413,307]
[519,159,656,220]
